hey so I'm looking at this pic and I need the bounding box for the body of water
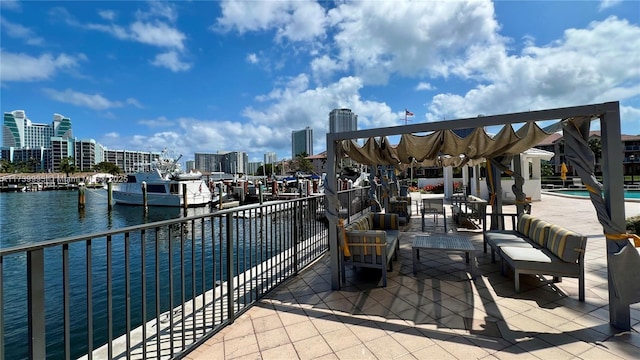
[0,189,224,359]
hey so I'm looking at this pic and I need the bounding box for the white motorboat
[112,152,213,207]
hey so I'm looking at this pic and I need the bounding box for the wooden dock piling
[107,181,113,211]
[141,182,148,210]
[182,183,188,209]
[78,184,86,210]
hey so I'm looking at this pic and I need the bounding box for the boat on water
[112,152,214,207]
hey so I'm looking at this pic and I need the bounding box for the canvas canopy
[338,122,552,168]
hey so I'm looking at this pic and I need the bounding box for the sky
[1,0,639,165]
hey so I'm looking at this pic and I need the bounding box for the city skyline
[1,1,639,163]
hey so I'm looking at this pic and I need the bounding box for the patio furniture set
[340,197,588,301]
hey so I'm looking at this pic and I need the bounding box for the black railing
[0,194,332,359]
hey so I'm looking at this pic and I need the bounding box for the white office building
[329,108,358,133]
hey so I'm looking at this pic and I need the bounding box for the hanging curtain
[563,116,640,304]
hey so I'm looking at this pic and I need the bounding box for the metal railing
[0,194,332,359]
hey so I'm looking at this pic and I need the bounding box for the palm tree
[59,156,77,177]
[589,137,602,173]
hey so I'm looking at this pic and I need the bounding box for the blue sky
[1,0,639,164]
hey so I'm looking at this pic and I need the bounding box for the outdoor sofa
[485,213,587,301]
[340,212,400,287]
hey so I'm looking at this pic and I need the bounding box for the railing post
[293,199,299,275]
[225,214,234,324]
[1,255,4,358]
[27,249,46,360]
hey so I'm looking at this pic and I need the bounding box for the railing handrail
[0,186,377,359]
[0,194,327,256]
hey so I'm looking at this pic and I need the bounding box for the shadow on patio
[188,208,639,359]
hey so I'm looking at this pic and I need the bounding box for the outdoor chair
[570,178,585,188]
[420,198,447,232]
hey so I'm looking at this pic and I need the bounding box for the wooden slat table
[412,234,477,279]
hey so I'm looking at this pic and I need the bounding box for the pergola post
[600,110,630,329]
[326,138,341,290]
[443,166,453,199]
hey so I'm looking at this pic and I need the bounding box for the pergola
[325,101,639,330]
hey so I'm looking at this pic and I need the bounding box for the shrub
[626,216,640,234]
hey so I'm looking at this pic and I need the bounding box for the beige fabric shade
[339,122,552,167]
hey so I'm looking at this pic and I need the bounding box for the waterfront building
[292,126,313,158]
[2,110,73,149]
[1,109,164,173]
[329,108,358,133]
[103,149,158,173]
[247,161,263,175]
[185,160,195,172]
[195,151,248,174]
[264,152,277,166]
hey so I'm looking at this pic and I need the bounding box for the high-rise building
[329,108,357,133]
[195,151,248,174]
[2,110,73,149]
[292,127,313,158]
[264,152,277,166]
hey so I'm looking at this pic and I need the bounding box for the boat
[111,151,213,207]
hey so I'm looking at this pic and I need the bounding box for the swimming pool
[551,189,640,200]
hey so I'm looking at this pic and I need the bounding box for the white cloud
[56,3,188,72]
[599,0,623,11]
[0,50,85,82]
[0,0,20,11]
[43,89,142,111]
[0,16,44,45]
[215,0,327,42]
[247,53,259,64]
[138,116,174,128]
[98,10,116,21]
[129,21,186,50]
[425,16,640,122]
[126,98,144,108]
[151,51,191,72]
[138,2,178,23]
[415,82,434,91]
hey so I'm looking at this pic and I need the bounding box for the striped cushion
[527,218,550,246]
[370,213,399,230]
[353,216,370,231]
[545,225,585,263]
[517,214,534,234]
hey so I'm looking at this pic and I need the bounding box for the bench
[452,195,488,229]
[340,213,400,287]
[485,213,587,301]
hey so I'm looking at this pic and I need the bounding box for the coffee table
[412,234,477,279]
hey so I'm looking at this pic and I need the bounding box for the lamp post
[631,154,636,184]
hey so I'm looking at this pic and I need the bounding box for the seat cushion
[370,213,399,230]
[545,225,585,263]
[527,218,550,246]
[517,213,534,234]
[501,246,581,275]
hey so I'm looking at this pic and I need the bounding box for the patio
[186,194,640,359]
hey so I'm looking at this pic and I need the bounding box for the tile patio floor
[187,194,640,359]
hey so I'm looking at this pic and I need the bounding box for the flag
[405,109,414,116]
